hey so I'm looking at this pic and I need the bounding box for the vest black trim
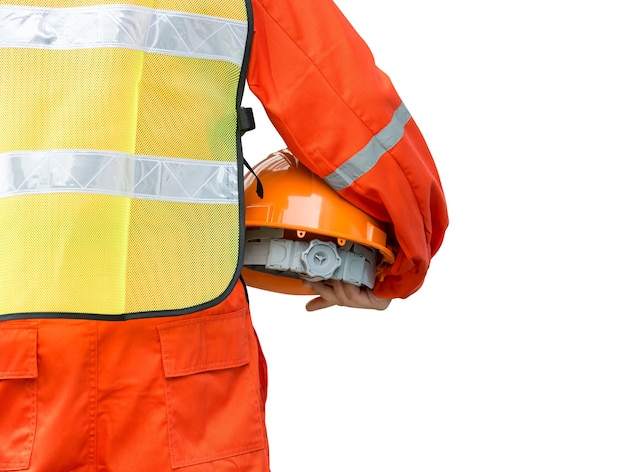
[0,0,255,322]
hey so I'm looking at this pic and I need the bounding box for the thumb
[305,296,336,312]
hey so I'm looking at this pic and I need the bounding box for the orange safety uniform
[0,0,447,471]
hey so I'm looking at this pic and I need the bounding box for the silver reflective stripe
[0,5,247,64]
[324,103,412,192]
[0,150,238,204]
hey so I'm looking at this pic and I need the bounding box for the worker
[0,1,448,471]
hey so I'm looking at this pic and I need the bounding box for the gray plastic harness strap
[243,236,377,289]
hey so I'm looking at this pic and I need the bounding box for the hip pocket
[158,310,265,469]
[0,323,38,471]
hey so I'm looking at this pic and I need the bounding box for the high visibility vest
[0,1,253,320]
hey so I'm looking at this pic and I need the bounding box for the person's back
[0,1,447,470]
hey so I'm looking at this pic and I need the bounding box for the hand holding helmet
[242,149,395,310]
[303,279,391,312]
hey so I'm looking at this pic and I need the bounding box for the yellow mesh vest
[0,1,252,319]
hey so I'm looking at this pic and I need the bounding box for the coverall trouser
[0,282,270,472]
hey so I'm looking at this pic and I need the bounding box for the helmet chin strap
[242,157,264,198]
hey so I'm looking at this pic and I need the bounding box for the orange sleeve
[247,0,448,298]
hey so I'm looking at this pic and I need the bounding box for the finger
[338,281,365,306]
[326,280,371,308]
[326,279,349,304]
[305,296,335,312]
[367,291,392,310]
[304,280,337,300]
[303,281,339,307]
[338,282,391,310]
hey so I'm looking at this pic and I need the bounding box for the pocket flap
[158,310,249,378]
[0,323,38,380]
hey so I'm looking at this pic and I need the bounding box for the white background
[241,1,626,471]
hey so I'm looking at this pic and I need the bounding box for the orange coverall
[0,1,447,470]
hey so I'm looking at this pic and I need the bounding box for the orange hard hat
[242,149,395,295]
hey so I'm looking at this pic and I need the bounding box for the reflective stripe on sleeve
[0,5,247,64]
[324,103,412,192]
[0,150,238,204]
